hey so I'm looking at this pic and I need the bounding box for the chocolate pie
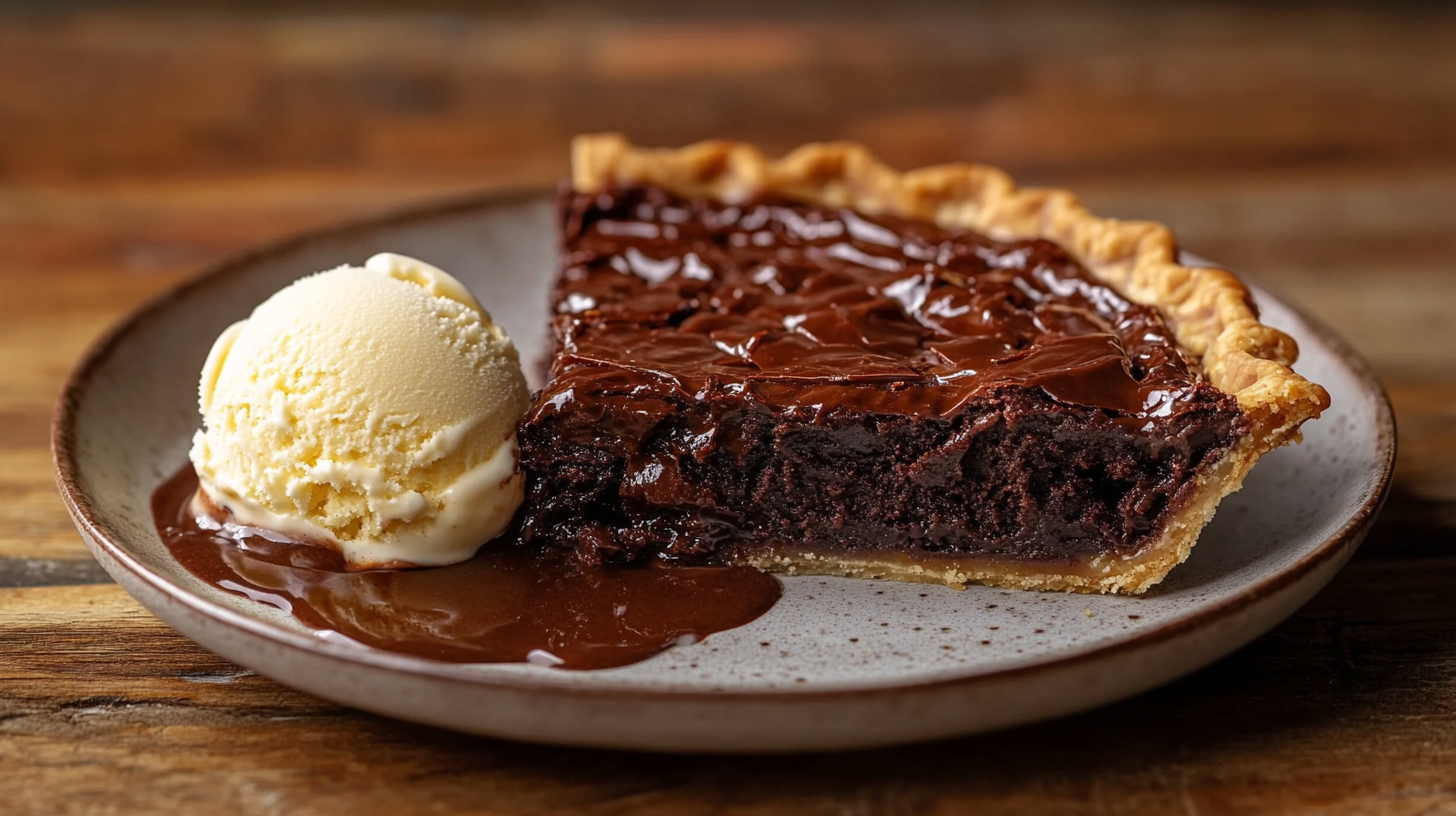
[517,135,1330,594]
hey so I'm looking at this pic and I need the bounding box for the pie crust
[567,134,1331,593]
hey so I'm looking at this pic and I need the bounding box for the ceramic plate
[53,192,1394,752]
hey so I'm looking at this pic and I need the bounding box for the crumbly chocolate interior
[519,185,1248,567]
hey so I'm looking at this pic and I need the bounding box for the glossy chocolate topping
[153,466,781,669]
[536,185,1202,422]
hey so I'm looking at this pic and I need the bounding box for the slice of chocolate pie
[517,135,1330,594]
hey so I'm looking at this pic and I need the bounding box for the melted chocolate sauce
[152,466,781,669]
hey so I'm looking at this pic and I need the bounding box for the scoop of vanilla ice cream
[189,252,530,568]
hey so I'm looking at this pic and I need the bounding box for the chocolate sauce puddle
[152,466,781,669]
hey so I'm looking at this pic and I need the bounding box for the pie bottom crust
[730,434,1258,594]
[567,134,1331,594]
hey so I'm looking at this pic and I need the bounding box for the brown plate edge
[50,188,1397,706]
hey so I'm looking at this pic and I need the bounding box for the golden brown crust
[571,134,1331,594]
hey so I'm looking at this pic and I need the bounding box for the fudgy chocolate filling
[520,185,1249,566]
[153,466,780,669]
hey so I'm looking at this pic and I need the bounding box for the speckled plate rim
[51,189,1394,741]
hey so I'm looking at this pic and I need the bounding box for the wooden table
[4,4,1455,812]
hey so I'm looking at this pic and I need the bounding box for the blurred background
[5,2,1455,361]
[3,0,1454,559]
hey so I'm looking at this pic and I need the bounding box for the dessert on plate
[155,140,1330,674]
[518,135,1330,594]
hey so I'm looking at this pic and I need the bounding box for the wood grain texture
[1,2,1454,811]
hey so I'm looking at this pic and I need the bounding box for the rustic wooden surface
[3,3,1455,813]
